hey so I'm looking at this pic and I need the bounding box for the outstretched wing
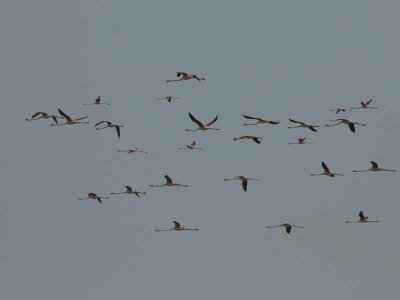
[173,221,181,229]
[164,175,173,184]
[321,161,330,173]
[308,126,318,132]
[95,120,108,127]
[348,123,355,133]
[252,137,261,144]
[370,161,379,169]
[95,96,101,104]
[125,186,133,192]
[242,114,258,120]
[115,126,121,138]
[365,99,373,105]
[206,115,218,126]
[359,211,366,220]
[188,113,204,127]
[58,108,72,122]
[289,119,303,125]
[52,115,59,125]
[241,179,248,192]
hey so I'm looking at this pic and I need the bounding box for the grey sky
[1,1,399,299]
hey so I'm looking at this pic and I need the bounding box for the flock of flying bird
[26,72,396,233]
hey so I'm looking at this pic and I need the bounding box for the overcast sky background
[1,1,399,299]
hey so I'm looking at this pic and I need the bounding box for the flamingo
[346,211,379,223]
[242,115,281,126]
[186,113,220,131]
[351,99,378,109]
[178,141,203,150]
[224,176,259,192]
[117,147,148,154]
[330,108,352,114]
[157,96,181,103]
[266,223,304,234]
[25,112,63,125]
[50,109,89,126]
[166,72,205,82]
[111,186,146,198]
[288,137,312,145]
[83,96,110,106]
[232,135,263,144]
[95,121,123,138]
[288,119,319,132]
[150,175,188,187]
[325,118,366,133]
[78,193,109,204]
[310,161,344,177]
[155,221,198,232]
[353,161,397,173]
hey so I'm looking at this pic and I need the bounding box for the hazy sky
[1,1,399,299]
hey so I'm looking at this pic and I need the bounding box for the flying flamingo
[166,72,205,82]
[232,135,263,144]
[288,119,319,132]
[352,161,397,173]
[150,175,188,187]
[95,121,123,138]
[111,186,146,198]
[178,141,203,150]
[345,211,379,223]
[157,96,181,103]
[155,221,198,232]
[83,96,110,106]
[330,108,352,114]
[117,147,148,154]
[288,137,312,145]
[78,193,109,204]
[25,112,63,125]
[325,118,366,133]
[50,109,89,126]
[224,176,259,192]
[266,223,305,234]
[242,115,281,126]
[186,113,220,132]
[351,99,378,109]
[310,161,344,177]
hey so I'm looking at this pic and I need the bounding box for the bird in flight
[288,137,312,145]
[266,223,305,234]
[242,115,281,126]
[353,161,397,173]
[330,108,352,114]
[186,113,220,132]
[155,221,199,232]
[157,96,181,103]
[25,112,63,125]
[351,99,378,109]
[224,176,259,192]
[117,147,148,154]
[78,193,109,204]
[83,96,110,106]
[325,118,366,133]
[95,121,123,138]
[288,119,319,132]
[110,186,146,198]
[232,135,263,144]
[345,211,379,223]
[150,175,188,187]
[310,161,344,177]
[166,72,205,82]
[178,141,203,150]
[51,109,89,126]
